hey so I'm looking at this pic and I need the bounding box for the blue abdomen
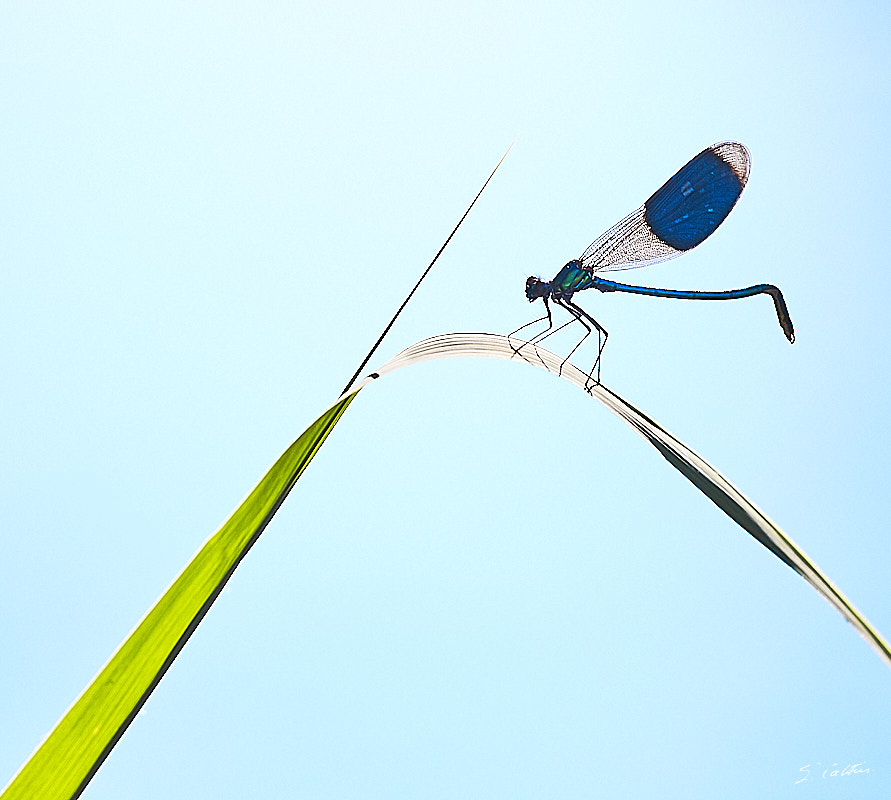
[552,260,593,296]
[644,148,743,251]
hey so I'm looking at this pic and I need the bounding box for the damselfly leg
[533,298,608,389]
[508,299,580,372]
[562,299,608,390]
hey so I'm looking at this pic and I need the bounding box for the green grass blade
[5,330,888,800]
[1,393,357,800]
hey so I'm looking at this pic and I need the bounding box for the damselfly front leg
[508,295,554,361]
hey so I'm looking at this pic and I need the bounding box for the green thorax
[550,260,593,297]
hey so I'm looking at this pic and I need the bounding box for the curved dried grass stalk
[362,332,890,669]
[4,331,886,800]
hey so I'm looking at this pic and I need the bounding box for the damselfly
[513,142,795,387]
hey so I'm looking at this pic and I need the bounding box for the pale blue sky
[1,1,889,797]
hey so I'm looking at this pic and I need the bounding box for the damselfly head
[525,276,548,302]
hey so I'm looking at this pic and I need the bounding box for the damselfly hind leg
[562,299,608,392]
[554,301,591,378]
